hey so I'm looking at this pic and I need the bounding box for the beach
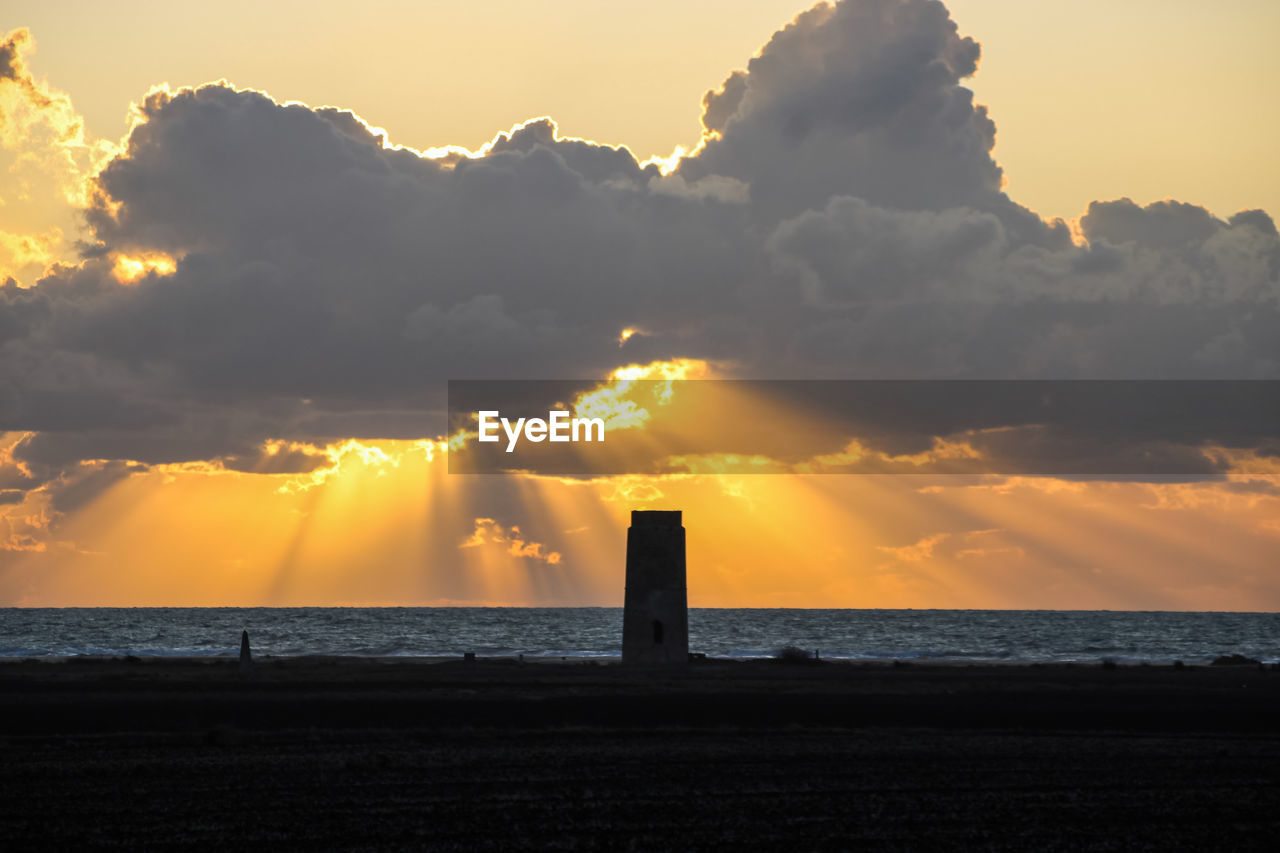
[2,656,1277,850]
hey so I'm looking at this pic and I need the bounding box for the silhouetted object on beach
[1210,653,1260,666]
[776,645,816,664]
[623,510,688,664]
[239,630,252,671]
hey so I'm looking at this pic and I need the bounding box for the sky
[0,0,1277,608]
[4,0,1278,229]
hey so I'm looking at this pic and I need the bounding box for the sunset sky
[1,0,1277,608]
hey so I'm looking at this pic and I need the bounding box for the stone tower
[622,510,688,664]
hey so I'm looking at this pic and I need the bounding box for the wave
[1,608,1277,664]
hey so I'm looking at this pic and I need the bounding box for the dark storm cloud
[486,118,659,185]
[46,460,140,514]
[11,417,279,471]
[61,85,740,400]
[678,0,1067,248]
[764,193,1279,377]
[766,197,1007,302]
[448,380,1278,478]
[218,444,331,475]
[1229,209,1279,236]
[0,0,1276,496]
[1081,199,1223,250]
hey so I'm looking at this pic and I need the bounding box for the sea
[1,608,1277,664]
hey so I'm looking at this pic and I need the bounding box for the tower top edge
[630,510,682,527]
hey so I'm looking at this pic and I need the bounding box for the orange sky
[4,447,1276,609]
[0,2,1277,609]
[3,369,1277,608]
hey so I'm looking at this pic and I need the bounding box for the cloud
[877,532,948,563]
[0,28,112,284]
[0,28,58,121]
[462,517,562,565]
[0,0,1275,507]
[46,460,140,514]
[677,0,1065,246]
[0,514,49,551]
[767,197,1007,303]
[0,227,62,280]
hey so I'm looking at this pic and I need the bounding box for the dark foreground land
[1,657,1278,850]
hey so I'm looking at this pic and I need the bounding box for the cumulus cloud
[763,202,1277,377]
[767,197,1007,303]
[879,528,1028,567]
[462,517,562,565]
[677,0,1065,245]
[0,0,1276,509]
[877,532,949,564]
[0,227,62,278]
[0,28,112,284]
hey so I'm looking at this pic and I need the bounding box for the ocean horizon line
[3,604,1277,615]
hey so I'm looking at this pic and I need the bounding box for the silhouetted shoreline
[2,657,1277,849]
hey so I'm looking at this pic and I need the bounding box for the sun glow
[639,145,688,176]
[273,439,401,493]
[110,251,177,283]
[566,357,714,435]
[607,358,711,382]
[5,417,1279,607]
